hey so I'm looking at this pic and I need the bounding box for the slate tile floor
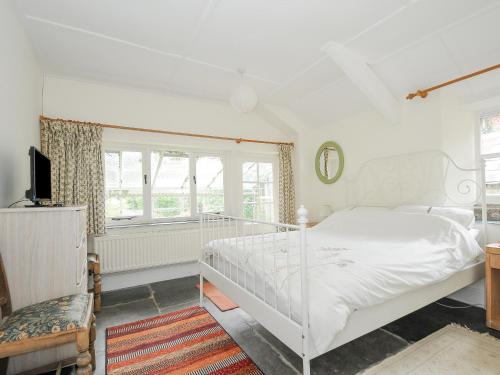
[49,276,499,375]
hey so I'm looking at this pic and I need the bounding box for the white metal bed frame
[198,150,487,375]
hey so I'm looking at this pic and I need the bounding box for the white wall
[0,0,42,208]
[42,75,295,153]
[300,91,478,221]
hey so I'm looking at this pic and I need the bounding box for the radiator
[94,222,271,274]
[94,227,202,274]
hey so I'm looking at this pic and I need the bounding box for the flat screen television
[25,146,52,205]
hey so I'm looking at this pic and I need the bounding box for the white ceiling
[14,0,500,127]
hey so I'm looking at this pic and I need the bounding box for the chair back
[0,253,12,317]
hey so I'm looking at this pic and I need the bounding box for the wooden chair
[0,254,96,374]
[87,253,101,313]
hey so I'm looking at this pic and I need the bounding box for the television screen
[33,148,51,199]
[26,147,51,202]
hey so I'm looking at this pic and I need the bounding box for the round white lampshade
[230,83,258,113]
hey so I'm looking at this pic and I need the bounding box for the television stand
[24,201,44,208]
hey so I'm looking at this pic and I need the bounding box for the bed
[198,150,487,375]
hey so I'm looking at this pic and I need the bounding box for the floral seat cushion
[0,293,90,344]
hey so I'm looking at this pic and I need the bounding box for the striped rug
[106,306,263,374]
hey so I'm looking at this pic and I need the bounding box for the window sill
[106,219,199,230]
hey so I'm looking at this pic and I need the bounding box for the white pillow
[394,205,431,214]
[316,206,389,229]
[429,207,475,229]
[350,206,390,212]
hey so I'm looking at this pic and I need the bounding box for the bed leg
[199,273,204,307]
[303,356,311,375]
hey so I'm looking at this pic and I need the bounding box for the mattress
[204,210,483,356]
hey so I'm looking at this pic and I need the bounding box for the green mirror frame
[315,141,345,184]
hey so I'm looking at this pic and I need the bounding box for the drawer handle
[77,232,86,249]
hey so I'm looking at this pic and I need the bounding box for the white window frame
[477,111,500,205]
[104,142,228,226]
[104,144,149,226]
[236,153,279,222]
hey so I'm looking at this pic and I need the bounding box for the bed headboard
[347,150,485,209]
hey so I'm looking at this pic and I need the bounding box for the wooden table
[486,243,500,330]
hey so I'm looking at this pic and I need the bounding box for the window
[104,150,144,219]
[104,145,226,224]
[479,113,500,223]
[480,113,500,196]
[151,151,191,219]
[196,156,224,213]
[103,143,278,226]
[242,161,274,222]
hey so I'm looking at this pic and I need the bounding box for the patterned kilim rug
[106,306,263,374]
[362,324,500,374]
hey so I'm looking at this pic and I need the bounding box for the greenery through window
[151,151,191,219]
[104,147,226,223]
[196,156,224,213]
[242,161,274,222]
[105,151,144,219]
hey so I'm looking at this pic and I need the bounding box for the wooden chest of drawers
[0,206,87,373]
[486,243,500,331]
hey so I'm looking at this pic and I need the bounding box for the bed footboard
[199,206,311,375]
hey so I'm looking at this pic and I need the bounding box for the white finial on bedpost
[297,205,309,225]
[297,204,311,375]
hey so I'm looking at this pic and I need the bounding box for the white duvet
[206,210,483,356]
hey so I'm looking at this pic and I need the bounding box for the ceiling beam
[322,41,400,124]
[167,0,220,83]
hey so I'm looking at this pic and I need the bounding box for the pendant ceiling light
[230,69,258,113]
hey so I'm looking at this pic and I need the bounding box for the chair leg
[76,329,92,375]
[90,314,96,370]
[0,358,8,375]
[93,273,101,313]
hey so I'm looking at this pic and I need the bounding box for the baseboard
[101,262,199,292]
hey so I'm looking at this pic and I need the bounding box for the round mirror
[315,141,344,184]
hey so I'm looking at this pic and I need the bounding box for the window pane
[485,158,500,195]
[105,152,119,188]
[481,114,500,155]
[259,163,273,182]
[242,162,258,181]
[243,203,256,219]
[105,151,143,218]
[242,162,274,221]
[151,151,190,218]
[196,156,224,213]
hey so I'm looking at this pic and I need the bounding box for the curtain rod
[407,63,500,100]
[39,115,294,146]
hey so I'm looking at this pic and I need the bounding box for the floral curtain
[40,118,105,234]
[278,144,296,225]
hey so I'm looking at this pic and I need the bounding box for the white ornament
[230,83,258,113]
